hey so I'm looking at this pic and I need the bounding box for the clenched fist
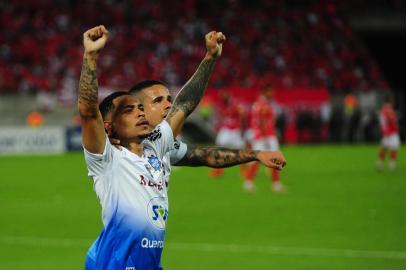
[257,151,287,171]
[205,31,226,59]
[83,25,109,55]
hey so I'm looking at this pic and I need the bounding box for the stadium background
[0,0,405,269]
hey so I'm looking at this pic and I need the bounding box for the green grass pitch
[0,145,405,269]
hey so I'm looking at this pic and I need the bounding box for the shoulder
[84,137,117,160]
[169,138,188,164]
[144,120,174,157]
[146,121,172,142]
[147,128,163,142]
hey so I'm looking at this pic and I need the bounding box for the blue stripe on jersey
[85,211,165,270]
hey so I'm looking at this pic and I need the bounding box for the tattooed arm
[175,146,287,170]
[165,31,226,137]
[77,25,109,154]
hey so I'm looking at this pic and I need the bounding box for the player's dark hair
[99,91,130,120]
[128,80,167,94]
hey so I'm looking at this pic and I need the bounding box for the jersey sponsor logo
[141,237,164,249]
[147,197,168,230]
[139,175,163,191]
[125,267,135,270]
[148,155,162,170]
[148,129,162,142]
[152,204,168,221]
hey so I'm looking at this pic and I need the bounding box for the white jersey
[169,139,188,165]
[84,121,174,270]
[159,138,188,181]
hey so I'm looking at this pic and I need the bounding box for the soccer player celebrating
[376,95,401,171]
[78,25,226,269]
[245,85,285,192]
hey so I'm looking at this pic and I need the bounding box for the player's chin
[137,126,152,138]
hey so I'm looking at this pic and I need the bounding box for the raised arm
[165,31,226,136]
[78,25,109,154]
[174,146,287,170]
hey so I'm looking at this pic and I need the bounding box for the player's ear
[104,121,112,135]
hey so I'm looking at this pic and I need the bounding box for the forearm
[169,55,216,118]
[78,53,99,117]
[175,146,259,168]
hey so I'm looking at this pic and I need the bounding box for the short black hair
[128,80,167,94]
[99,91,130,120]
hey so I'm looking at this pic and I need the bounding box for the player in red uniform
[376,95,400,171]
[211,91,246,177]
[244,85,285,192]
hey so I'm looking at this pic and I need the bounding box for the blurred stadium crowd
[0,0,404,143]
[0,0,395,94]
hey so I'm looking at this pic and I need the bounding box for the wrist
[204,52,218,61]
[83,52,98,69]
[84,51,99,60]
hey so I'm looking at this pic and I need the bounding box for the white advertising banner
[0,127,66,154]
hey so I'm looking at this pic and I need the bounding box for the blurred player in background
[376,95,400,171]
[210,92,247,178]
[244,85,285,192]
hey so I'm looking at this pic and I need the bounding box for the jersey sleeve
[146,120,174,159]
[83,137,116,178]
[169,139,188,164]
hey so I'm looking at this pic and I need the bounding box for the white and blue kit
[168,138,187,165]
[84,121,186,270]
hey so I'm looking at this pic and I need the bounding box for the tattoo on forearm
[167,58,216,121]
[175,146,258,168]
[78,56,98,110]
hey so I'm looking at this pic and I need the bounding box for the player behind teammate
[244,84,285,192]
[78,25,225,269]
[376,94,401,171]
[102,81,287,171]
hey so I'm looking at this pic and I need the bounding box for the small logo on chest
[148,155,162,170]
